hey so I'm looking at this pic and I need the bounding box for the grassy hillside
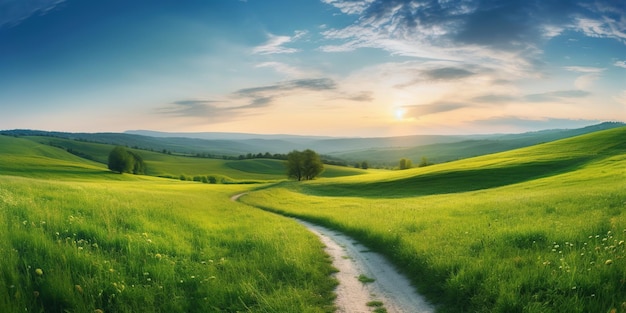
[299,126,626,198]
[20,136,365,182]
[241,126,626,313]
[329,122,625,165]
[0,136,338,312]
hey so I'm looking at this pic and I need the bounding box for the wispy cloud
[160,78,338,121]
[614,60,626,69]
[473,117,600,130]
[472,94,517,104]
[564,66,605,89]
[423,67,475,81]
[525,90,591,102]
[344,91,373,102]
[321,0,374,15]
[252,30,307,55]
[403,102,466,119]
[0,0,66,28]
[158,100,234,121]
[255,62,306,77]
[320,0,625,73]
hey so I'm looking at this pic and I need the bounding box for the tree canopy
[399,158,412,170]
[286,149,324,181]
[108,146,146,174]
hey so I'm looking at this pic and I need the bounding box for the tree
[108,146,133,174]
[360,161,369,170]
[107,146,146,174]
[418,156,432,167]
[286,149,324,181]
[399,158,412,170]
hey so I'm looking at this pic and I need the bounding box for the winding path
[231,193,435,313]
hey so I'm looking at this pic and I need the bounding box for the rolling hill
[0,135,366,182]
[295,125,626,198]
[3,122,623,166]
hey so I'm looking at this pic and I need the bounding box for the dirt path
[231,193,435,313]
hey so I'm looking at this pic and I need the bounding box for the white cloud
[564,66,605,90]
[574,17,626,43]
[0,0,65,28]
[252,30,308,55]
[255,62,307,77]
[321,0,374,15]
[614,61,626,69]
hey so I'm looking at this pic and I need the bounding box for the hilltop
[2,122,623,166]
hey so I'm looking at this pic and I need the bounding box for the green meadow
[0,136,338,312]
[1,126,625,312]
[241,127,626,312]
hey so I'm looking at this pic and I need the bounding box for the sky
[0,0,625,137]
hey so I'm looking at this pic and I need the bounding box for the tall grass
[0,176,337,312]
[242,128,626,312]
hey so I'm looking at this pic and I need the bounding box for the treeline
[234,152,348,166]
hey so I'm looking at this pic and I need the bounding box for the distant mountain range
[2,122,624,166]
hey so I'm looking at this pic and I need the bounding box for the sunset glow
[0,0,624,136]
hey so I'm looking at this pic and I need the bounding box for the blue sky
[1,0,625,136]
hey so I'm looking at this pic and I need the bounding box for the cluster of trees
[398,157,432,170]
[107,146,146,174]
[286,149,324,181]
[353,161,369,169]
[236,152,348,167]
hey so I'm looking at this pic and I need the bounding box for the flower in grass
[94,309,104,313]
[75,285,83,294]
[605,259,614,265]
[155,253,162,260]
[35,268,43,276]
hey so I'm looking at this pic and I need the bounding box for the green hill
[297,126,626,198]
[3,135,365,182]
[0,135,114,179]
[241,126,626,312]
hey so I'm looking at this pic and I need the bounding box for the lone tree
[399,158,412,170]
[286,149,324,181]
[108,146,146,174]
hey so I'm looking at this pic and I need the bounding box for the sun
[394,108,405,120]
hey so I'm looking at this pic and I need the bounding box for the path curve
[231,193,435,313]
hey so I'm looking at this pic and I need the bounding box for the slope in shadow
[301,157,594,198]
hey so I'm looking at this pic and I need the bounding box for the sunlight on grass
[0,177,337,312]
[242,127,626,313]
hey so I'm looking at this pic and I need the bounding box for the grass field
[241,127,626,312]
[0,135,338,313]
[2,126,625,312]
[23,136,366,182]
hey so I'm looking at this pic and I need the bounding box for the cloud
[473,116,600,130]
[614,61,626,69]
[403,102,466,118]
[255,62,306,77]
[321,0,374,14]
[472,94,517,104]
[564,66,605,89]
[160,78,338,121]
[525,90,591,102]
[235,78,336,96]
[0,0,66,28]
[320,0,625,72]
[424,67,474,81]
[252,30,307,55]
[159,100,233,120]
[345,91,373,102]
